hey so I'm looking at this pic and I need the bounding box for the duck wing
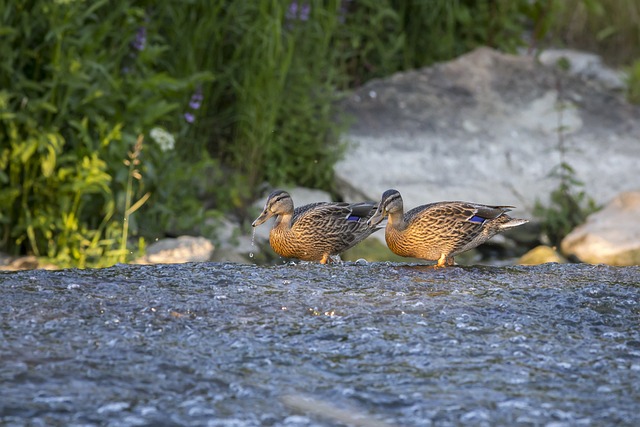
[292,202,379,251]
[406,202,513,225]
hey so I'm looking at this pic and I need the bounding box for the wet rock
[2,262,640,426]
[133,235,214,264]
[335,47,640,221]
[561,191,640,266]
[518,245,567,265]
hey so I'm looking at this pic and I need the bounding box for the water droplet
[249,228,256,260]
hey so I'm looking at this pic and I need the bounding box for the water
[250,227,256,259]
[1,262,639,426]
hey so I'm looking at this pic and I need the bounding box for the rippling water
[1,262,639,426]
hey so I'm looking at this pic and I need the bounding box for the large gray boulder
[335,47,640,220]
[561,191,640,266]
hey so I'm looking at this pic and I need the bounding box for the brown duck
[369,189,528,267]
[252,190,380,264]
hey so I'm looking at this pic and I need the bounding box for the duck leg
[436,254,455,268]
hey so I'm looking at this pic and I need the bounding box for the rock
[561,191,640,266]
[210,247,254,264]
[518,245,567,265]
[207,217,256,264]
[536,48,626,91]
[4,262,640,426]
[134,236,214,264]
[335,47,640,222]
[0,254,59,271]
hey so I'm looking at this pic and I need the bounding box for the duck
[368,189,528,267]
[252,190,380,264]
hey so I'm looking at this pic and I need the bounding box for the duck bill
[252,210,272,227]
[368,209,385,227]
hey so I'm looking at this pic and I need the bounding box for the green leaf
[31,100,59,114]
[596,26,617,41]
[15,139,38,163]
[41,144,57,178]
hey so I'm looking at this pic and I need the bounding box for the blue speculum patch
[347,215,361,222]
[469,215,486,223]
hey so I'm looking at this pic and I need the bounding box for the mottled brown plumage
[252,190,380,264]
[369,189,528,267]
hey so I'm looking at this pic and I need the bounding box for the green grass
[548,0,640,67]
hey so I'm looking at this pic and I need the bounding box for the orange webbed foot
[436,254,455,268]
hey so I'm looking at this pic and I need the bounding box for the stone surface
[518,245,567,265]
[133,235,215,264]
[335,47,640,221]
[537,48,626,91]
[3,262,640,426]
[561,191,640,266]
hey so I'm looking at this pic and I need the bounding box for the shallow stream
[1,262,639,426]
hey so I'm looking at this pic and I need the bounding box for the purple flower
[183,86,204,124]
[286,1,310,22]
[132,27,147,51]
[339,0,351,24]
[188,87,203,110]
[189,97,201,110]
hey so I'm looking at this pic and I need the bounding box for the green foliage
[391,0,548,70]
[331,0,405,86]
[626,59,640,104]
[534,162,599,247]
[141,146,223,238]
[159,1,351,207]
[548,0,640,67]
[535,0,640,242]
[0,1,212,267]
[533,66,600,247]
